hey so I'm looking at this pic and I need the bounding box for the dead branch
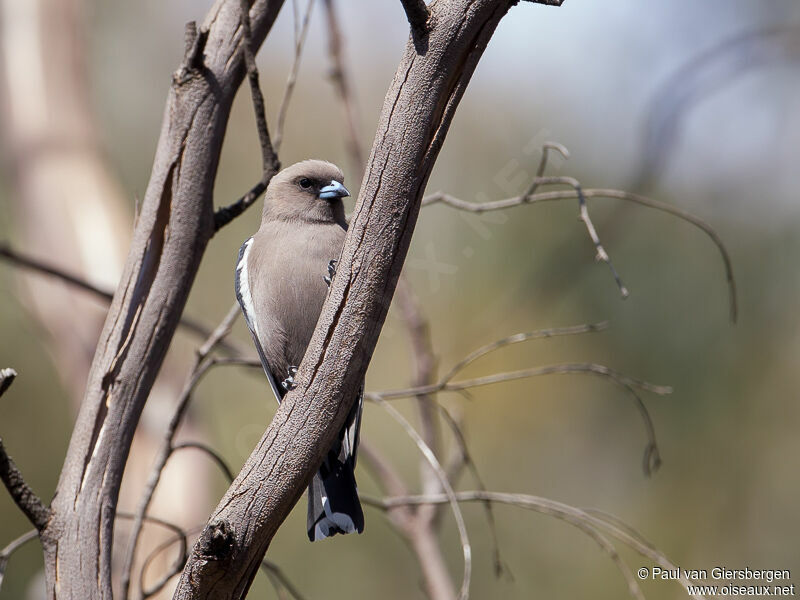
[0,438,50,532]
[239,0,280,176]
[273,0,315,151]
[400,0,430,38]
[322,0,367,180]
[120,304,240,599]
[375,396,472,599]
[174,2,522,597]
[422,181,737,322]
[0,529,39,592]
[365,491,707,600]
[0,242,238,346]
[0,370,51,532]
[39,0,287,596]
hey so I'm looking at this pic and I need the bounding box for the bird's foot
[281,366,298,391]
[323,260,338,286]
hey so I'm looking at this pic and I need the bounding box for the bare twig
[213,179,269,232]
[366,491,706,600]
[395,279,440,492]
[373,397,472,600]
[120,304,240,599]
[1,375,51,531]
[525,141,570,197]
[0,444,50,530]
[534,174,629,297]
[172,442,235,483]
[370,358,669,475]
[273,0,315,151]
[261,560,308,600]
[139,525,203,600]
[422,184,737,322]
[322,0,367,181]
[0,242,241,346]
[400,0,431,38]
[239,0,280,176]
[435,403,507,578]
[441,322,608,384]
[372,362,671,399]
[213,2,282,233]
[0,529,39,592]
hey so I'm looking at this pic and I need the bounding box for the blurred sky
[2,1,800,599]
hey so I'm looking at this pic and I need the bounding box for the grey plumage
[235,159,364,541]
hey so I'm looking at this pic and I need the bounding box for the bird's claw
[323,260,338,286]
[281,366,298,391]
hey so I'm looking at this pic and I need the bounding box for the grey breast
[250,220,346,381]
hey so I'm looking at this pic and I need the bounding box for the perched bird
[234,159,364,541]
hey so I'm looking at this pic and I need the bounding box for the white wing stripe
[235,237,282,403]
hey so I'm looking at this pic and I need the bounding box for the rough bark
[174,1,517,598]
[39,1,285,598]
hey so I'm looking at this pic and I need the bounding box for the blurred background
[1,0,799,598]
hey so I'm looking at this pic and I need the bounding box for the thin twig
[239,0,280,176]
[322,0,366,181]
[260,560,308,600]
[369,360,669,475]
[441,322,608,384]
[435,402,508,578]
[213,2,281,233]
[366,491,706,600]
[525,141,570,197]
[273,0,315,152]
[400,0,431,37]
[372,397,472,600]
[422,185,737,322]
[0,242,241,345]
[0,438,50,531]
[139,525,203,600]
[172,442,235,483]
[136,525,305,600]
[213,179,268,232]
[0,529,39,592]
[120,303,241,600]
[371,362,671,399]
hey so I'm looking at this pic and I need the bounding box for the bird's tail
[307,389,364,541]
[307,451,364,541]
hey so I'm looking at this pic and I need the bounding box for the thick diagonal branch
[175,2,518,598]
[40,1,285,597]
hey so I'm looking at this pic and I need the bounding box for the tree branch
[120,304,239,599]
[239,0,280,176]
[365,491,706,600]
[0,369,51,531]
[322,0,367,181]
[422,184,737,322]
[400,0,430,38]
[0,436,51,531]
[0,242,239,347]
[40,1,286,596]
[175,2,519,597]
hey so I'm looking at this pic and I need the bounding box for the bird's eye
[299,178,312,189]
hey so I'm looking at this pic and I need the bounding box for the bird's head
[262,160,349,225]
